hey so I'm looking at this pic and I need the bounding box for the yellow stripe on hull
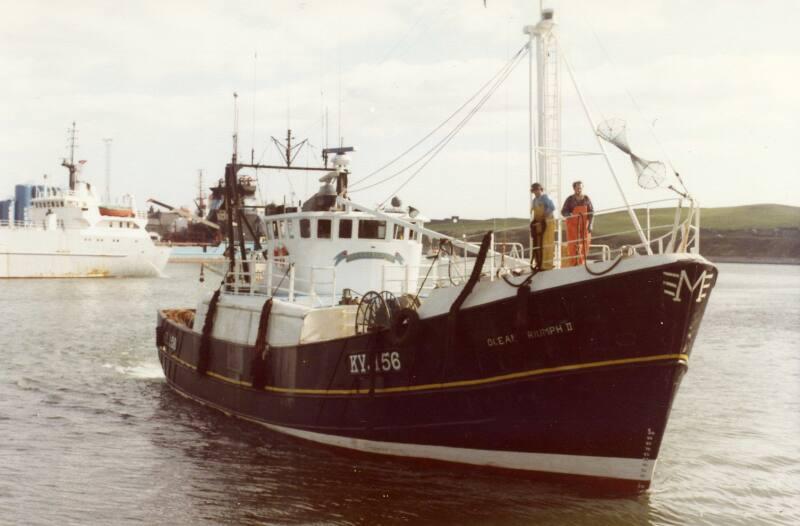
[160,347,688,397]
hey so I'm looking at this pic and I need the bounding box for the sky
[1,0,798,220]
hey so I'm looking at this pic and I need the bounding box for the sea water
[0,263,797,525]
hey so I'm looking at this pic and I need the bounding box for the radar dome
[333,153,351,170]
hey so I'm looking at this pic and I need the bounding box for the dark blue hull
[156,258,716,492]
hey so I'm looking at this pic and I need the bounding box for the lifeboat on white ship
[99,205,135,217]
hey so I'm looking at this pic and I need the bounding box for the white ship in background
[0,123,171,278]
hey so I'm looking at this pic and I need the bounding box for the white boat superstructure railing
[381,253,533,297]
[523,197,701,267]
[0,218,66,230]
[0,220,35,229]
[220,245,531,306]
[337,197,531,269]
[218,196,701,307]
[224,257,339,307]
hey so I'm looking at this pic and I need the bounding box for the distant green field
[428,204,800,238]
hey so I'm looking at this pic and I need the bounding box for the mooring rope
[197,287,222,375]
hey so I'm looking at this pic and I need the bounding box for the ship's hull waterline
[156,257,717,492]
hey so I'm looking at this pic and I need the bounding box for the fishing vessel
[0,123,171,278]
[155,9,716,492]
[147,170,264,263]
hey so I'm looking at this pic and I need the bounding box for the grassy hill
[427,204,800,263]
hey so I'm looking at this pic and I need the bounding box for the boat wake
[116,363,166,379]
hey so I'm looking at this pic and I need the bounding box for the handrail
[220,197,701,304]
[0,219,66,230]
[224,257,340,307]
[0,220,37,228]
[336,196,530,267]
[491,197,700,269]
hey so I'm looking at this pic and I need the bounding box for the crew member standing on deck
[561,181,594,267]
[530,183,555,270]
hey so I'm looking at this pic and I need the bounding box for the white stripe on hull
[167,379,656,483]
[259,421,657,482]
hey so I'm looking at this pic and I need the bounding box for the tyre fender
[389,308,421,347]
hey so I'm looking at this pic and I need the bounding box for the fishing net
[597,118,666,189]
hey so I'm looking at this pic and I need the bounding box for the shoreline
[710,256,800,266]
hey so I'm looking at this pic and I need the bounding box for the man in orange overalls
[561,181,594,267]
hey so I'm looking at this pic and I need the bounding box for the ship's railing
[482,197,701,269]
[494,242,525,260]
[222,252,497,304]
[222,254,497,304]
[0,219,65,230]
[0,220,35,228]
[381,253,530,296]
[32,188,76,199]
[219,198,701,305]
[551,197,701,267]
[223,257,340,307]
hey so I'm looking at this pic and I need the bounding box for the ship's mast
[62,122,79,191]
[224,93,249,273]
[285,129,293,167]
[196,169,206,217]
[524,8,561,212]
[525,7,651,254]
[103,138,113,202]
[221,93,347,277]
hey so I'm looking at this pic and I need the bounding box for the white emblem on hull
[662,270,713,303]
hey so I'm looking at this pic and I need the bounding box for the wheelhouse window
[339,219,352,239]
[358,220,386,240]
[300,218,311,238]
[317,219,331,239]
[286,219,295,239]
[393,224,405,240]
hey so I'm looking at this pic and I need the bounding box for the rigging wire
[349,43,528,190]
[374,4,449,68]
[251,51,258,164]
[372,47,528,205]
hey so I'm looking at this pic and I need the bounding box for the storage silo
[0,199,12,222]
[14,185,33,221]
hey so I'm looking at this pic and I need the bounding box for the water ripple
[0,263,798,525]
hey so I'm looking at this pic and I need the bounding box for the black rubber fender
[389,308,421,348]
[155,324,165,348]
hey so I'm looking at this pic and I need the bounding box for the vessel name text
[486,321,574,348]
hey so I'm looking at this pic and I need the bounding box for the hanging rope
[197,287,222,375]
[414,248,442,305]
[271,262,293,296]
[250,297,273,389]
[442,232,493,376]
